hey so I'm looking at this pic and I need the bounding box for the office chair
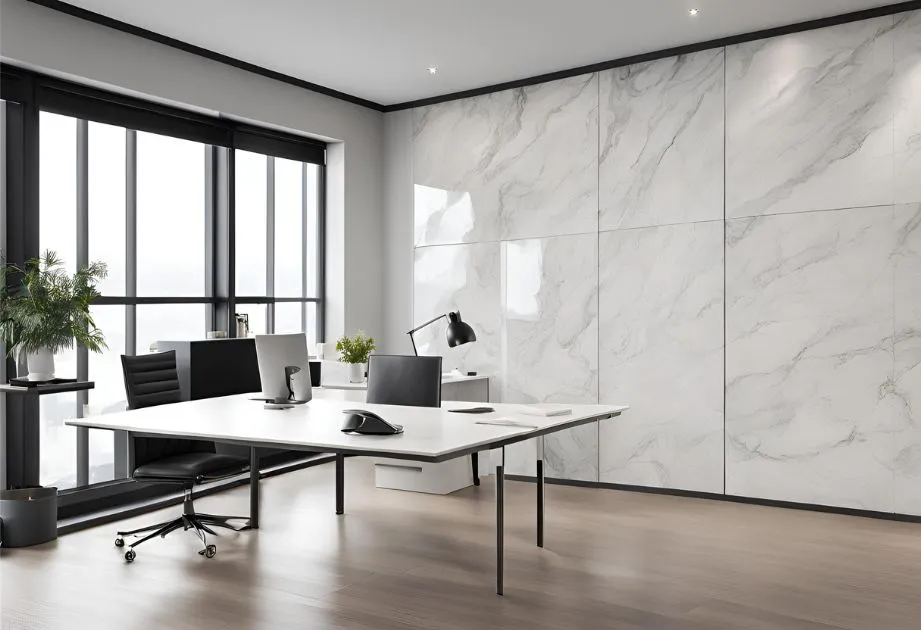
[113,351,250,563]
[366,354,480,486]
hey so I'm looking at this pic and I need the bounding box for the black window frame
[1,63,327,513]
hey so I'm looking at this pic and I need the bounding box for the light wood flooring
[2,459,920,630]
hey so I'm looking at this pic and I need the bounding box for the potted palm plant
[0,251,107,381]
[335,331,376,383]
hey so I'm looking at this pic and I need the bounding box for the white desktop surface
[66,392,626,462]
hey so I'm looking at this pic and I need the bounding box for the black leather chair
[114,351,250,563]
[366,354,480,486]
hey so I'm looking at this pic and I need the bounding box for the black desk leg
[336,454,345,515]
[496,446,505,596]
[249,447,260,529]
[537,436,544,548]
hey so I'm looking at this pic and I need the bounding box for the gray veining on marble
[413,243,502,393]
[893,203,921,516]
[413,74,598,246]
[503,233,599,481]
[725,206,895,511]
[599,49,724,230]
[895,10,921,205]
[598,222,724,492]
[726,17,895,219]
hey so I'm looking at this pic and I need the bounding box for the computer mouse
[341,409,403,435]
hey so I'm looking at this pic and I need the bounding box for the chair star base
[114,489,249,562]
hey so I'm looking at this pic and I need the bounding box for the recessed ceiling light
[688,8,700,16]
[427,65,438,75]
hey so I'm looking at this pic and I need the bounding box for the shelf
[0,381,96,396]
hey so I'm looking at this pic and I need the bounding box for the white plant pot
[348,362,366,384]
[26,348,56,381]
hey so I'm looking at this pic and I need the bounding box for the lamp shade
[445,311,476,348]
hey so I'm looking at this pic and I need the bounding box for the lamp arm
[406,313,447,335]
[406,313,448,357]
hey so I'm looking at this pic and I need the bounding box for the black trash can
[0,487,58,548]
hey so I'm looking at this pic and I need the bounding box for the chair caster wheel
[199,544,217,559]
[114,537,125,547]
[124,549,136,563]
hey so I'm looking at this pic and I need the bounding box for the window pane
[39,349,78,490]
[39,111,77,272]
[274,302,303,335]
[86,305,127,484]
[136,131,206,296]
[275,158,303,297]
[234,304,267,336]
[235,150,267,296]
[88,122,126,296]
[137,304,207,354]
[306,164,320,298]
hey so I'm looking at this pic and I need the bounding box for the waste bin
[0,487,58,548]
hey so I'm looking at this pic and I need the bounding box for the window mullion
[266,156,275,334]
[114,128,137,481]
[301,163,309,333]
[75,119,89,488]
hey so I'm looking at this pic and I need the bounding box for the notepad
[509,405,573,417]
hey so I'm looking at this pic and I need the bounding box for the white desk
[67,394,626,595]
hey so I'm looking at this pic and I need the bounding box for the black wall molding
[386,0,921,111]
[22,0,921,114]
[506,475,921,524]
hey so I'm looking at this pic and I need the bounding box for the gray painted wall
[0,0,384,343]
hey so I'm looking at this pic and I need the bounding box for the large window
[6,67,326,497]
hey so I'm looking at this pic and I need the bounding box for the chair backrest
[366,355,442,408]
[121,351,214,469]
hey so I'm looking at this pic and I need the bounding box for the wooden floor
[2,460,920,630]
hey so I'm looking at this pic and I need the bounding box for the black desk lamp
[407,311,477,356]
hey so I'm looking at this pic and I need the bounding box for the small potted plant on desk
[0,251,108,381]
[335,331,376,383]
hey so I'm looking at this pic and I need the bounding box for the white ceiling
[62,0,901,106]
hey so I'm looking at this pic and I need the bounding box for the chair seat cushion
[133,452,248,482]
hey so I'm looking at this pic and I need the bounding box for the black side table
[2,381,95,490]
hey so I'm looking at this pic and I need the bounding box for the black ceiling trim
[24,0,386,112]
[21,0,921,115]
[384,0,921,111]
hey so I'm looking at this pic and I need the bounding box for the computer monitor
[254,333,312,403]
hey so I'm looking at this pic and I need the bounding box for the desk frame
[120,409,621,595]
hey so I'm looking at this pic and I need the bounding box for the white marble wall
[726,16,895,219]
[599,222,724,493]
[725,207,896,511]
[895,11,921,204]
[503,234,599,481]
[894,204,921,515]
[406,10,921,513]
[413,242,502,388]
[413,74,598,246]
[599,49,724,230]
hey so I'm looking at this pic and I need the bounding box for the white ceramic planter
[26,348,55,381]
[347,362,366,383]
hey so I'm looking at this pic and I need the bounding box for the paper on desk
[475,417,539,429]
[507,404,573,417]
